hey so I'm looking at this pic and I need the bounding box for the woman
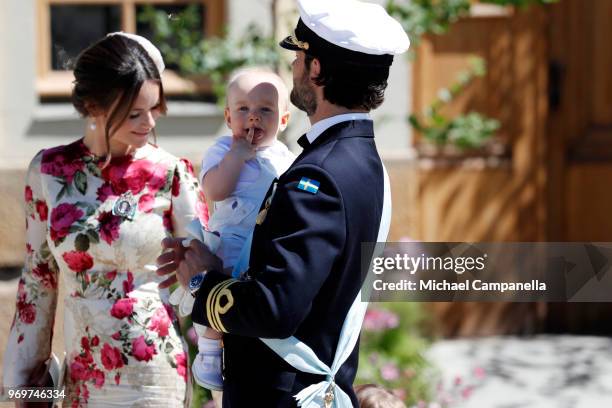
[3,33,207,407]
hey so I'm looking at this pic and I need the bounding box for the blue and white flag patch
[297,177,320,194]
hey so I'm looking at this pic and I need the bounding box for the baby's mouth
[246,127,264,141]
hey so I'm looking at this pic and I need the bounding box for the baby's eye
[261,107,272,113]
[238,106,249,111]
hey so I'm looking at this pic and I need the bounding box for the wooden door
[547,0,612,333]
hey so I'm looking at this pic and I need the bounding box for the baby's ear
[224,106,231,127]
[279,110,291,131]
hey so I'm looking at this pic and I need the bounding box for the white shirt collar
[306,113,371,144]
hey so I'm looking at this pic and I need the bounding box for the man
[157,0,409,405]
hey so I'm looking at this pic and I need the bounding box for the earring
[89,122,97,131]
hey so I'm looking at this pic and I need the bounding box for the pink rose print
[101,343,124,370]
[181,158,195,177]
[50,203,84,242]
[97,211,121,245]
[114,373,121,385]
[91,335,99,347]
[104,270,117,281]
[132,336,156,362]
[62,251,94,273]
[36,200,48,222]
[26,243,33,254]
[148,163,168,193]
[138,194,155,213]
[125,161,154,194]
[163,206,173,233]
[24,186,33,202]
[32,262,57,289]
[96,183,116,203]
[17,334,24,344]
[148,307,171,337]
[91,369,105,389]
[70,359,88,382]
[197,197,209,227]
[123,271,134,295]
[110,297,136,319]
[175,352,187,381]
[163,303,177,322]
[171,171,181,197]
[101,156,131,195]
[81,336,91,352]
[103,158,168,195]
[18,302,36,324]
[40,143,84,183]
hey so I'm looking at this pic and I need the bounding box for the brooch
[112,191,137,220]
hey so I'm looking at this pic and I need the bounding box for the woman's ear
[84,101,104,117]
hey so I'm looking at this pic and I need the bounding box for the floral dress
[3,139,208,407]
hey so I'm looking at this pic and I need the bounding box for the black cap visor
[279,35,302,51]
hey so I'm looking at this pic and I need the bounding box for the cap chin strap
[260,164,392,408]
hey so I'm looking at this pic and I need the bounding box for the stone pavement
[427,336,612,408]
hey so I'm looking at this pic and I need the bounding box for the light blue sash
[231,165,392,407]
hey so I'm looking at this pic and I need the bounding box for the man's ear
[279,110,291,131]
[309,57,321,82]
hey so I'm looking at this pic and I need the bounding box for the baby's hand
[230,128,257,161]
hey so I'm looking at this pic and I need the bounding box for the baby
[192,68,296,390]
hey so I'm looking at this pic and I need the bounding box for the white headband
[107,32,165,75]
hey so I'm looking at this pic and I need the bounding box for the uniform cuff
[192,270,237,332]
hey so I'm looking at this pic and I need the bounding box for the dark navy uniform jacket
[193,119,384,407]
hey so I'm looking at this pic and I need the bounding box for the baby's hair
[226,66,289,110]
[355,384,407,408]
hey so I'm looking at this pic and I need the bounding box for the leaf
[164,342,175,354]
[74,233,90,252]
[56,184,67,201]
[86,230,100,244]
[74,171,88,195]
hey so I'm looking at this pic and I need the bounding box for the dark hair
[71,34,167,161]
[304,53,389,110]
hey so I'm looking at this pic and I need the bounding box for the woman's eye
[129,113,140,119]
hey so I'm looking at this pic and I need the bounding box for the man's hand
[156,237,223,289]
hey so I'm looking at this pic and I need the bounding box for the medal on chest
[256,182,277,225]
[112,191,137,221]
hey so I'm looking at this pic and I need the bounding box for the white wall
[0,0,38,166]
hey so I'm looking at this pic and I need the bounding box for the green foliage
[409,57,500,150]
[386,0,472,47]
[138,5,281,101]
[358,303,434,405]
[386,0,559,47]
[483,0,558,5]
